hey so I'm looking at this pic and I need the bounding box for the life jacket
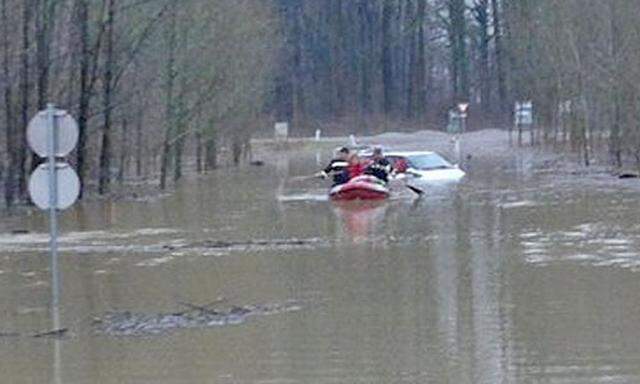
[347,160,371,180]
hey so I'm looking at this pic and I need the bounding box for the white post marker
[27,104,81,332]
[274,122,289,141]
[453,134,461,165]
[456,102,469,164]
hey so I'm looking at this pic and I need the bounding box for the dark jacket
[323,159,349,185]
[365,157,393,182]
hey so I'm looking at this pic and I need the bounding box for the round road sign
[28,162,80,210]
[27,109,79,157]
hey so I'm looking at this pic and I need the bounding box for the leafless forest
[1,0,640,206]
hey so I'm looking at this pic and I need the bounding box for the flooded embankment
[1,129,640,383]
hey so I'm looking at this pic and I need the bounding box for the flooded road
[2,134,640,383]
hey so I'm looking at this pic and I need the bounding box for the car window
[407,154,452,170]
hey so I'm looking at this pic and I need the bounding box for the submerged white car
[385,151,466,183]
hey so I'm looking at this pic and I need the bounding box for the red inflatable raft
[329,175,390,201]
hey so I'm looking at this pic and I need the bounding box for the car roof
[336,144,372,152]
[384,151,437,157]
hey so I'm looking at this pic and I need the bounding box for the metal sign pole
[28,105,80,336]
[47,103,60,331]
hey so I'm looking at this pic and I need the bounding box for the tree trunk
[195,131,202,174]
[173,118,185,182]
[135,106,144,178]
[330,0,345,118]
[98,0,115,195]
[381,0,394,116]
[448,0,468,103]
[2,0,15,207]
[35,0,56,110]
[32,0,57,179]
[404,0,416,119]
[357,0,372,122]
[274,1,293,123]
[117,118,127,184]
[609,1,622,167]
[415,0,427,119]
[18,0,32,202]
[232,135,242,166]
[475,0,490,112]
[491,0,507,115]
[75,0,90,198]
[159,4,177,190]
[204,119,217,171]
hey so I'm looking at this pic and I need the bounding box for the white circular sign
[28,162,80,210]
[27,109,79,157]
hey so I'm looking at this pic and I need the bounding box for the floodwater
[2,136,640,383]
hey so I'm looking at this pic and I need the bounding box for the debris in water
[33,328,68,339]
[163,238,324,253]
[95,300,302,336]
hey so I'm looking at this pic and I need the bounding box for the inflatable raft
[328,175,390,201]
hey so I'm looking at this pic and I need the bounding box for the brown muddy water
[1,131,640,383]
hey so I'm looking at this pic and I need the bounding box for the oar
[390,173,424,196]
[389,178,424,196]
[289,174,322,182]
[405,183,424,196]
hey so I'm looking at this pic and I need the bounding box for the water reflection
[52,337,61,384]
[332,201,388,244]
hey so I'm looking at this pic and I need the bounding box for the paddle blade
[406,184,424,195]
[290,174,319,182]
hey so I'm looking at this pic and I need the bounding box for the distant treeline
[274,0,503,133]
[1,0,640,207]
[275,0,640,168]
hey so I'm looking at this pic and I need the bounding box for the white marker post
[274,122,289,142]
[456,102,469,165]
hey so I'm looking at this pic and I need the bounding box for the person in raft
[364,146,393,183]
[344,153,370,180]
[317,147,350,185]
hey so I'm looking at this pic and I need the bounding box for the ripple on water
[523,248,548,255]
[520,221,640,271]
[498,200,538,209]
[0,228,183,254]
[565,254,599,262]
[520,231,542,239]
[601,238,632,246]
[96,300,302,336]
[135,256,175,267]
[277,193,328,202]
